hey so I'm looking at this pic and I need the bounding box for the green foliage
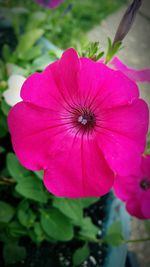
[79,197,100,208]
[17,201,36,228]
[41,208,74,241]
[26,11,47,31]
[0,201,15,223]
[53,197,83,225]
[0,110,8,138]
[1,99,10,116]
[105,38,122,64]
[79,42,104,61]
[8,220,27,238]
[7,153,30,181]
[15,175,49,203]
[79,217,99,242]
[44,0,127,49]
[15,29,44,60]
[104,222,124,246]
[0,0,127,50]
[0,125,103,263]
[73,243,90,266]
[53,197,100,227]
[32,222,46,243]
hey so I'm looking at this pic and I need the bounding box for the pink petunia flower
[8,49,149,198]
[35,0,64,8]
[114,155,150,219]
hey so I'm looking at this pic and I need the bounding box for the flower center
[68,106,96,134]
[77,109,96,131]
[140,179,150,191]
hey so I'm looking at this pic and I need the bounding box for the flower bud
[113,0,143,45]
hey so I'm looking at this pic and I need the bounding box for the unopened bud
[113,0,143,45]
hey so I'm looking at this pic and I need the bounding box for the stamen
[78,115,88,125]
[64,104,96,136]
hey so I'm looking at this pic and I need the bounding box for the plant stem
[0,176,16,185]
[125,237,150,243]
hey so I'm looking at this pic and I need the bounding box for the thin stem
[0,176,16,185]
[125,237,150,244]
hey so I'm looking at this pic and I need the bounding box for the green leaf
[41,208,74,241]
[53,197,99,225]
[8,221,27,238]
[105,38,122,64]
[79,197,100,208]
[34,170,44,180]
[33,222,46,243]
[79,217,98,242]
[22,45,42,61]
[17,201,36,228]
[107,221,122,235]
[26,11,47,31]
[7,153,30,181]
[15,29,44,60]
[1,99,11,116]
[104,222,124,246]
[104,233,124,246]
[0,201,15,223]
[73,243,89,266]
[79,42,104,61]
[3,243,26,265]
[0,110,8,138]
[53,198,83,225]
[15,176,49,203]
[32,54,55,72]
[2,44,11,61]
[0,60,6,81]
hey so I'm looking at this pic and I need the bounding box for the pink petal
[8,102,68,170]
[79,59,139,109]
[141,155,150,178]
[21,48,80,110]
[98,99,149,153]
[21,71,62,110]
[45,48,80,106]
[96,99,149,176]
[44,138,114,198]
[78,58,107,105]
[114,175,139,201]
[111,57,150,83]
[141,193,150,219]
[97,129,143,176]
[98,70,139,109]
[126,198,144,219]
